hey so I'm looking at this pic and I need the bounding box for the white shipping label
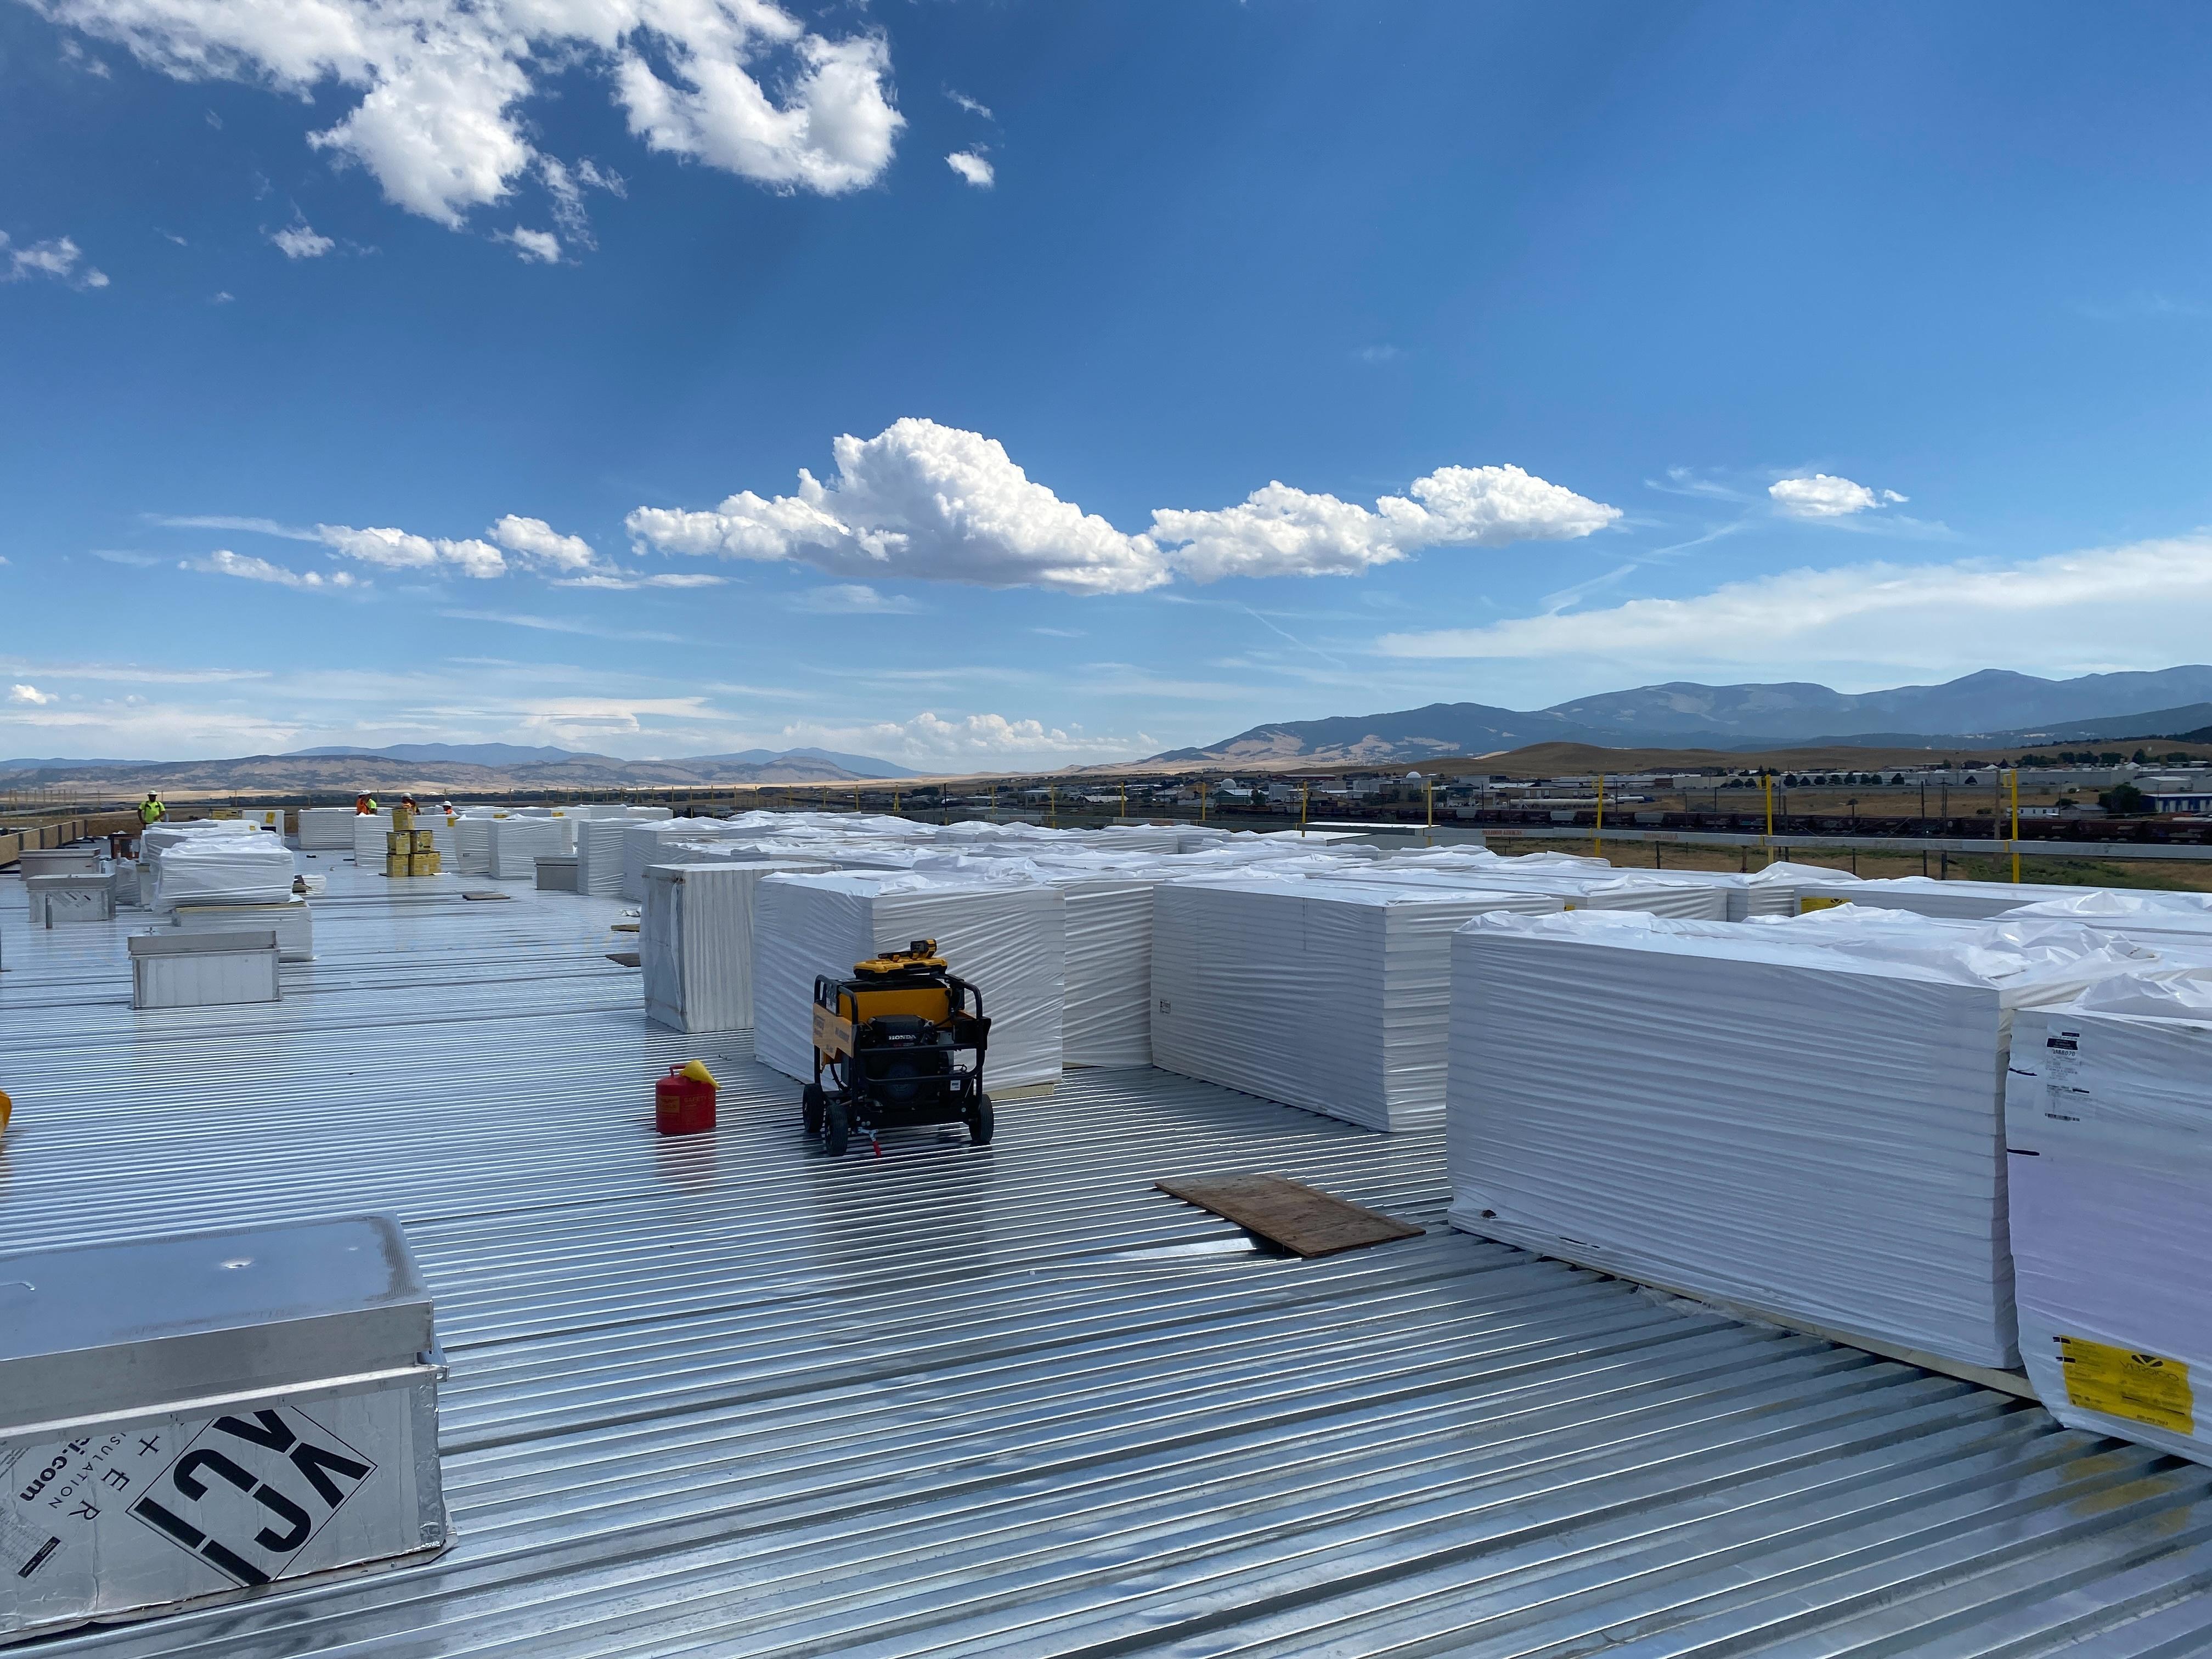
[2,1388,428,1639]
[2039,1029,2097,1122]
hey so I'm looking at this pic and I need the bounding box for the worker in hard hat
[354,792,379,815]
[133,791,166,856]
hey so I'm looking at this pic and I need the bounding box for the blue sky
[6,1,2212,769]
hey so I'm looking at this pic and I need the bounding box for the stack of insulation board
[139,821,271,910]
[2007,971,2212,1465]
[296,806,358,851]
[149,833,297,912]
[351,811,396,864]
[912,850,1186,1068]
[453,814,497,876]
[1151,875,1562,1131]
[752,871,1066,1090]
[1446,905,2153,1369]
[2000,888,2212,949]
[641,856,834,1032]
[1783,872,2086,921]
[571,807,675,895]
[490,815,573,879]
[623,820,737,901]
[1330,864,1734,921]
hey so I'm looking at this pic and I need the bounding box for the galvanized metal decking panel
[3,857,2211,1656]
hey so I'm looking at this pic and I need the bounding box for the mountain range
[1152,668,2212,766]
[0,743,913,792]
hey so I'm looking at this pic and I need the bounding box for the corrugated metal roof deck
[4,861,2212,1656]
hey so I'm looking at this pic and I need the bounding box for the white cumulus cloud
[8,684,57,704]
[945,150,992,187]
[627,421,1620,595]
[501,226,560,263]
[1151,463,1622,581]
[1374,534,2212,685]
[270,222,334,258]
[316,523,506,578]
[1768,473,1908,519]
[627,417,1173,595]
[187,549,364,590]
[489,515,598,573]
[26,0,904,234]
[2,230,108,288]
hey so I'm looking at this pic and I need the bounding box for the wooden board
[605,950,642,968]
[460,890,512,901]
[1155,1174,1424,1259]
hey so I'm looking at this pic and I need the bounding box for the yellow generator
[805,940,992,1156]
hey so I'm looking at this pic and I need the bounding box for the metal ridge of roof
[2,863,2210,1655]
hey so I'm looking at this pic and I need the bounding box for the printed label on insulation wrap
[2057,1335,2194,1435]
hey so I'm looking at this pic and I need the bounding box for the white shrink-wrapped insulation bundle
[575,817,631,896]
[490,815,574,879]
[1151,875,1563,1132]
[295,806,358,850]
[453,814,498,876]
[1784,872,2092,921]
[752,872,1066,1089]
[139,820,267,909]
[623,820,737,901]
[150,833,298,912]
[349,811,396,864]
[1447,906,2156,1369]
[1330,865,1733,921]
[2007,971,2212,1464]
[642,856,834,1032]
[912,849,1181,1069]
[1999,888,2212,949]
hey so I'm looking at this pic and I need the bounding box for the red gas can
[654,1064,716,1136]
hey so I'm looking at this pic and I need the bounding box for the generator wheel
[822,1098,850,1157]
[966,1093,995,1146]
[802,1084,824,1135]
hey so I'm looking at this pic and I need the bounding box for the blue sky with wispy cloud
[5,2,2212,766]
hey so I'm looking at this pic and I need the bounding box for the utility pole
[1300,781,1310,838]
[1594,774,1605,859]
[1761,771,1774,866]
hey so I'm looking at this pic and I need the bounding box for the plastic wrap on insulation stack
[1330,864,1734,921]
[149,832,298,912]
[642,857,835,1032]
[752,872,1066,1088]
[1999,888,2212,949]
[1152,875,1564,1131]
[350,811,395,864]
[1447,905,2160,1369]
[913,849,1187,1069]
[623,820,736,901]
[1782,871,2096,921]
[139,820,267,909]
[490,815,574,879]
[575,817,631,896]
[295,806,359,850]
[2006,970,2212,1464]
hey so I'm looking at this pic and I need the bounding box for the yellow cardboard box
[409,851,442,876]
[385,854,410,878]
[411,828,435,853]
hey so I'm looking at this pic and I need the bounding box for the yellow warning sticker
[1799,895,1853,913]
[2057,1335,2194,1435]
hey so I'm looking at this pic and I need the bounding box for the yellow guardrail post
[1595,773,1605,859]
[1300,781,1309,838]
[2009,768,2021,883]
